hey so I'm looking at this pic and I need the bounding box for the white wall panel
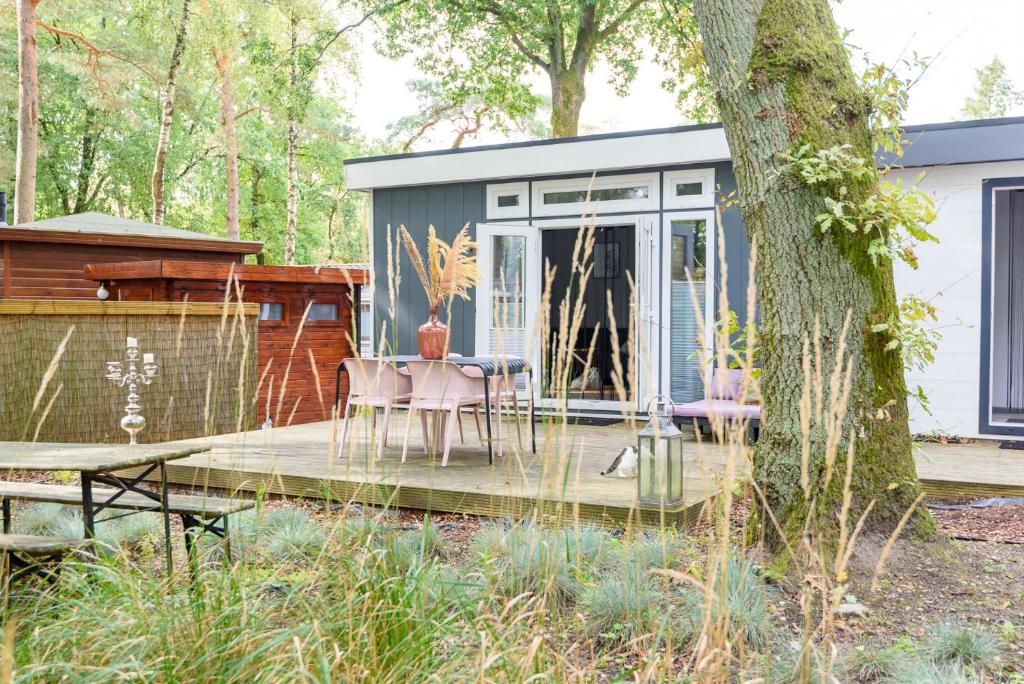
[892,160,1024,437]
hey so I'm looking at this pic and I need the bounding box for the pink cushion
[673,399,760,421]
[709,368,744,400]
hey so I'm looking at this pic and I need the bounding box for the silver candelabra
[105,337,159,445]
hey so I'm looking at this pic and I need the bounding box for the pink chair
[337,359,412,461]
[401,360,487,467]
[464,366,524,454]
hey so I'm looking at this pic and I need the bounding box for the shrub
[920,621,1001,671]
[677,557,772,650]
[262,507,325,560]
[887,658,980,684]
[579,566,664,645]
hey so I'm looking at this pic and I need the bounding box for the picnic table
[335,355,536,464]
[0,442,210,573]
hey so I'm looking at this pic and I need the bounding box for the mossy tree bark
[692,0,935,550]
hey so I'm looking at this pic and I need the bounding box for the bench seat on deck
[0,482,254,519]
[672,368,760,439]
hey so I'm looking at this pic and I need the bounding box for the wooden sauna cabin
[85,260,369,427]
[0,212,262,299]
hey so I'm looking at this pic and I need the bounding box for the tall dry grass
[0,202,947,683]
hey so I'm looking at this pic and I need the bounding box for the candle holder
[106,337,159,445]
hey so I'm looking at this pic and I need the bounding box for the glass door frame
[660,209,717,401]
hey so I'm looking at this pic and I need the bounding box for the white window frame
[663,168,715,209]
[532,173,659,217]
[660,209,717,400]
[486,182,529,219]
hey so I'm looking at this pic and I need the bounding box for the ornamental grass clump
[579,567,665,645]
[399,224,479,311]
[920,621,1002,672]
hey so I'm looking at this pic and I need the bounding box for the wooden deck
[138,419,1024,528]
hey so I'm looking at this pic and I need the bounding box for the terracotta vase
[417,307,449,359]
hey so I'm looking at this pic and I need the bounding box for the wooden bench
[0,533,91,586]
[0,482,255,564]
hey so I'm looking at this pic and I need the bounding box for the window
[663,169,715,209]
[532,173,659,216]
[543,186,649,205]
[670,219,707,282]
[258,302,284,321]
[492,235,525,328]
[309,303,339,321]
[675,182,703,197]
[486,182,529,219]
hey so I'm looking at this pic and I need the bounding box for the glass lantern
[637,395,685,507]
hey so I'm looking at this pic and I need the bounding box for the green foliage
[845,640,915,681]
[364,0,661,136]
[579,567,664,644]
[920,621,1002,671]
[886,659,979,684]
[0,0,382,264]
[677,557,772,649]
[961,56,1024,121]
[261,507,326,560]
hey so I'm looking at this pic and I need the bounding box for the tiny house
[345,116,1024,440]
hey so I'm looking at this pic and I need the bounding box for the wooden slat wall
[3,241,243,300]
[110,277,355,427]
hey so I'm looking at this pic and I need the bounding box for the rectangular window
[309,303,339,321]
[492,235,525,329]
[258,303,284,321]
[496,194,520,208]
[664,169,714,209]
[675,181,703,197]
[543,186,649,205]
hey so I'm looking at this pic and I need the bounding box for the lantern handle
[646,393,675,416]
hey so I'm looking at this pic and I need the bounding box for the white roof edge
[345,127,731,191]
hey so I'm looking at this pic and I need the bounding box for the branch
[596,0,648,42]
[36,21,160,82]
[234,105,268,121]
[308,0,411,69]
[466,0,550,71]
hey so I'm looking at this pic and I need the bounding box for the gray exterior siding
[372,182,485,356]
[369,162,751,359]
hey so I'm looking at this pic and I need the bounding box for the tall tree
[14,0,41,224]
[284,10,299,264]
[369,0,656,137]
[151,0,192,224]
[961,56,1024,120]
[213,47,240,240]
[691,0,935,550]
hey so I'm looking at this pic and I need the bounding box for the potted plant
[400,224,479,359]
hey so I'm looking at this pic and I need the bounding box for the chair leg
[402,406,417,464]
[378,402,393,461]
[512,393,524,449]
[474,407,484,446]
[421,409,431,454]
[441,408,459,467]
[495,392,503,459]
[337,401,352,459]
[458,411,465,444]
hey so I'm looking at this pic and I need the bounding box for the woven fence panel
[0,304,258,444]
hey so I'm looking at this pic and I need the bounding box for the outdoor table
[0,442,210,573]
[335,355,536,464]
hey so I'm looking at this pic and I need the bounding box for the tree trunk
[151,0,191,224]
[72,105,98,214]
[692,0,934,550]
[214,49,240,241]
[549,66,585,138]
[283,13,299,265]
[14,0,40,225]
